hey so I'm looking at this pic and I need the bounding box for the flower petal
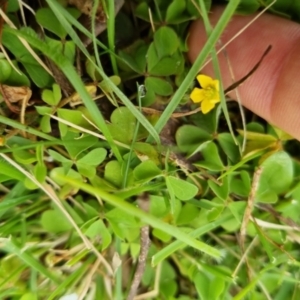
[190,88,205,103]
[212,79,220,92]
[210,94,220,103]
[197,74,213,88]
[201,99,216,114]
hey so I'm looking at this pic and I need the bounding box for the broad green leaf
[42,84,62,106]
[166,0,186,23]
[130,243,141,259]
[40,115,51,133]
[0,159,25,181]
[36,8,66,38]
[99,76,121,93]
[146,43,160,73]
[134,44,148,73]
[77,148,107,166]
[41,209,73,233]
[0,59,12,82]
[237,129,279,156]
[230,171,251,197]
[57,108,93,134]
[106,207,139,239]
[2,30,29,58]
[133,142,160,164]
[133,160,162,182]
[150,195,168,218]
[208,177,229,201]
[107,107,137,144]
[272,125,293,141]
[7,0,19,12]
[205,198,224,221]
[13,149,36,164]
[190,102,220,133]
[176,125,211,154]
[35,106,53,115]
[255,189,278,203]
[236,0,261,14]
[21,54,52,88]
[149,56,183,76]
[218,132,240,164]
[86,56,102,81]
[135,2,150,21]
[227,201,245,226]
[104,160,123,188]
[2,30,51,87]
[3,61,30,86]
[246,122,265,133]
[20,293,38,300]
[34,164,47,183]
[166,176,198,201]
[48,149,71,164]
[46,38,76,63]
[195,141,224,171]
[84,219,112,250]
[119,51,141,73]
[119,40,148,74]
[76,163,96,178]
[153,228,172,242]
[153,26,179,58]
[194,272,225,300]
[61,131,98,159]
[222,202,245,232]
[176,203,199,225]
[145,77,173,96]
[82,201,100,218]
[50,167,82,186]
[160,280,177,298]
[141,88,156,106]
[256,151,293,203]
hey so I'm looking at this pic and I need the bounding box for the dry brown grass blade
[240,167,263,249]
[127,193,151,300]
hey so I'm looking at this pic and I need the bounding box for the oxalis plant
[0,0,300,299]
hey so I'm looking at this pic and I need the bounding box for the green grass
[1,0,300,299]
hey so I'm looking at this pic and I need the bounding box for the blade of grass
[122,84,142,188]
[0,237,60,283]
[149,0,240,140]
[47,260,91,300]
[218,149,266,180]
[106,0,119,75]
[56,175,222,259]
[0,194,40,215]
[152,212,232,266]
[49,114,130,149]
[0,115,58,141]
[114,182,165,198]
[0,140,107,154]
[91,0,104,72]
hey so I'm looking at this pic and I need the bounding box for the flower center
[204,86,216,99]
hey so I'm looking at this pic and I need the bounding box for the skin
[188,6,300,140]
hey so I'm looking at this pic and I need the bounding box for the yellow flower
[190,74,220,114]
